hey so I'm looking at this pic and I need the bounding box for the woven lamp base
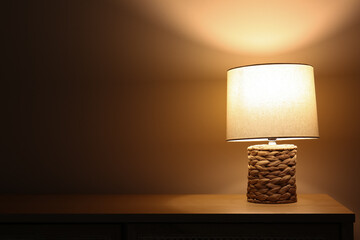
[247,144,297,204]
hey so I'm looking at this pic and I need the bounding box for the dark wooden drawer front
[0,224,121,240]
[127,223,340,240]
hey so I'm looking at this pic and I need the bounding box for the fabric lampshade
[226,63,319,142]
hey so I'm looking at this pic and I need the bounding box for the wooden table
[0,194,355,240]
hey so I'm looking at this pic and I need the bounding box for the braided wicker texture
[247,144,297,204]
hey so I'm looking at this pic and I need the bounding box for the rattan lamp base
[247,144,297,204]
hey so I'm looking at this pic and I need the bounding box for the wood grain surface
[0,194,353,214]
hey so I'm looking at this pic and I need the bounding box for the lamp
[226,63,319,204]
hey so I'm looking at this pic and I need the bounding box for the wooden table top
[0,194,353,215]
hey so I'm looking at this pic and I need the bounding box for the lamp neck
[268,138,277,146]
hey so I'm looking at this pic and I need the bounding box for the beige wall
[3,0,360,238]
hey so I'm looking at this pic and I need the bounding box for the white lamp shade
[227,63,319,142]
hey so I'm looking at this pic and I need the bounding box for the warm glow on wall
[124,0,360,54]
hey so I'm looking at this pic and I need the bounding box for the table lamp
[226,63,319,204]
